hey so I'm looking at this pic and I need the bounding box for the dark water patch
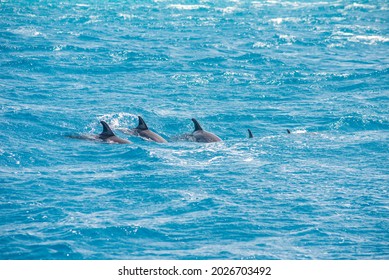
[233,52,270,65]
[77,225,171,248]
[20,243,81,260]
[162,198,217,215]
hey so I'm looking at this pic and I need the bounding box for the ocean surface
[1,0,388,260]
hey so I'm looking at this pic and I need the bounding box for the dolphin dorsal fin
[287,129,291,134]
[136,116,148,130]
[192,118,203,131]
[248,129,253,138]
[100,121,115,137]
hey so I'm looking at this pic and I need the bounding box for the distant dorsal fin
[136,116,148,130]
[100,121,115,137]
[287,129,291,134]
[248,129,253,138]
[192,118,203,131]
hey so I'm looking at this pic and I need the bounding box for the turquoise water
[1,0,388,259]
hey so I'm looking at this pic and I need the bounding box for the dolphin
[287,129,291,134]
[121,116,167,143]
[98,121,131,144]
[190,118,222,143]
[248,129,253,138]
[68,121,131,144]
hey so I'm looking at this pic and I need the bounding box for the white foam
[98,113,138,129]
[118,13,134,20]
[270,18,284,25]
[216,6,242,15]
[53,45,65,51]
[278,34,296,44]
[85,15,101,24]
[76,3,90,7]
[109,51,127,63]
[253,41,271,48]
[294,129,308,134]
[269,17,300,25]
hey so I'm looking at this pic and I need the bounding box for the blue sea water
[0,0,388,260]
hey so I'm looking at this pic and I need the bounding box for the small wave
[9,27,42,37]
[253,1,335,9]
[78,225,170,242]
[349,35,389,45]
[168,4,209,10]
[331,115,388,131]
[171,73,213,85]
[345,3,376,10]
[223,71,254,78]
[234,52,267,63]
[109,50,169,63]
[314,72,351,81]
[327,43,345,48]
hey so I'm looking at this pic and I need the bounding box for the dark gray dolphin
[287,129,291,134]
[248,129,253,138]
[68,121,131,144]
[99,121,131,144]
[121,116,167,143]
[190,118,222,143]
